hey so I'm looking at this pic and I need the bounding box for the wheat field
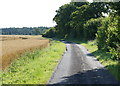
[0,35,49,70]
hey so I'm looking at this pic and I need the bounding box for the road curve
[48,42,119,85]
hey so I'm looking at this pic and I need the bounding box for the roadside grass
[0,70,2,85]
[2,40,66,84]
[81,40,120,81]
[48,38,120,81]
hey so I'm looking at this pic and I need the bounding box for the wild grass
[0,70,2,85]
[2,40,66,84]
[81,40,120,81]
[1,35,49,69]
[48,38,120,81]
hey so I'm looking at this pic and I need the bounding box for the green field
[2,40,65,84]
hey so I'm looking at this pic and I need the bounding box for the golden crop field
[0,35,49,70]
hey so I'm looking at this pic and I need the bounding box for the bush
[83,18,102,40]
[96,17,110,50]
[96,16,120,60]
[43,27,56,38]
[107,16,120,60]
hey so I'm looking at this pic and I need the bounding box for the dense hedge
[96,16,120,60]
[83,18,102,40]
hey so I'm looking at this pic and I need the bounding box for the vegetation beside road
[2,40,65,84]
[44,2,120,61]
[81,40,120,81]
[43,2,120,81]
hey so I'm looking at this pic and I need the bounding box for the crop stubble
[0,35,49,70]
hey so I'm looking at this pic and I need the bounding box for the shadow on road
[47,67,120,86]
[91,50,120,81]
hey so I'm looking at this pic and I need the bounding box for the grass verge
[46,38,120,82]
[80,40,120,82]
[2,40,66,84]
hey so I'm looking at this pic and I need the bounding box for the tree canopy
[44,1,120,60]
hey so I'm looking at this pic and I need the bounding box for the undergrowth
[81,40,120,82]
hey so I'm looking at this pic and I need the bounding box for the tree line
[43,1,120,60]
[0,27,49,35]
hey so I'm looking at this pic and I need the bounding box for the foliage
[109,2,120,16]
[96,17,110,50]
[45,2,109,39]
[53,3,77,38]
[83,18,102,40]
[96,16,120,60]
[43,27,56,38]
[44,2,119,60]
[1,27,49,35]
[81,40,120,81]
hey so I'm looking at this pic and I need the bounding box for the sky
[0,0,92,28]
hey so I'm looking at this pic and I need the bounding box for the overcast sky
[0,0,93,28]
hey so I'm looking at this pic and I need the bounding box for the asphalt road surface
[48,42,120,85]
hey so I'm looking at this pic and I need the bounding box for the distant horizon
[0,25,55,29]
[0,26,52,29]
[1,0,113,28]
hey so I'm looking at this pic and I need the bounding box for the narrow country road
[48,42,119,85]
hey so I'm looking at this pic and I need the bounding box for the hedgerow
[96,16,120,60]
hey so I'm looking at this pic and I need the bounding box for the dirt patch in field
[0,35,49,70]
